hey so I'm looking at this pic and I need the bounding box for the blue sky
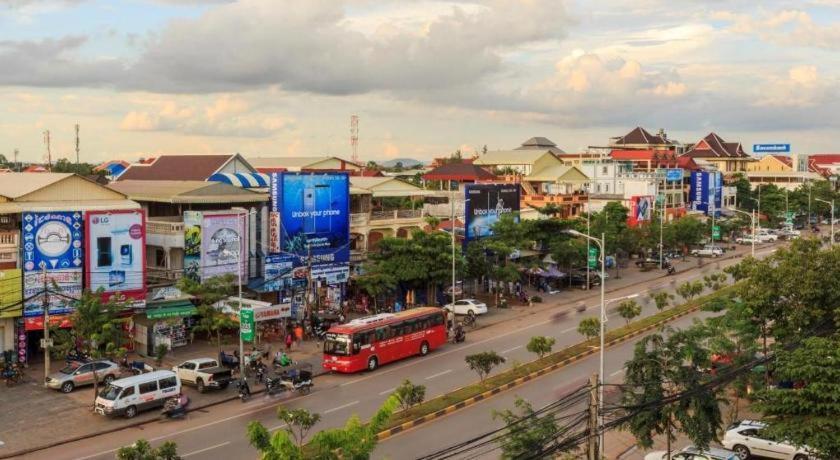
[1,0,839,163]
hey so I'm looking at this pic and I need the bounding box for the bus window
[375,326,389,342]
[324,333,351,356]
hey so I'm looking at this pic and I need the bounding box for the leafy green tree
[617,300,642,325]
[116,439,180,460]
[177,275,237,351]
[577,317,600,341]
[492,397,565,459]
[550,238,586,287]
[650,291,674,311]
[702,273,728,291]
[51,158,101,176]
[664,216,706,255]
[755,337,840,458]
[248,395,400,460]
[275,407,321,448]
[465,351,506,381]
[621,331,723,455]
[394,379,426,411]
[676,280,703,302]
[526,336,556,359]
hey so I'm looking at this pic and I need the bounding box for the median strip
[376,284,739,440]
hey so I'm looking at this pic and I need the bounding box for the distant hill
[378,158,425,168]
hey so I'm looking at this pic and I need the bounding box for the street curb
[0,367,329,460]
[375,303,704,441]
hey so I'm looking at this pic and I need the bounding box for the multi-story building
[682,132,755,176]
[745,154,827,191]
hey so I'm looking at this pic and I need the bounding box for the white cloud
[714,9,840,51]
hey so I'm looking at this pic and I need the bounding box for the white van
[95,370,181,418]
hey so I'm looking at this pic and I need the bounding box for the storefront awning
[208,172,270,188]
[145,301,197,319]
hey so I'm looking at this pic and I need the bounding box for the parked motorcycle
[450,324,466,344]
[160,394,189,420]
[264,365,314,396]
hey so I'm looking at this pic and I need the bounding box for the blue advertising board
[689,172,721,217]
[270,172,350,271]
[21,212,84,317]
[465,183,520,242]
[753,144,790,153]
[665,168,683,182]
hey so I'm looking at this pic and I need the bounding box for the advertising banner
[689,172,721,217]
[0,268,22,319]
[464,183,520,241]
[85,210,146,307]
[201,213,248,281]
[628,195,653,227]
[311,264,351,285]
[239,308,254,342]
[270,172,350,268]
[183,211,202,281]
[753,144,790,153]
[21,212,83,317]
[253,303,291,322]
[665,168,683,182]
[261,254,306,292]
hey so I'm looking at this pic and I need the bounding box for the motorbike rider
[238,378,251,398]
[452,322,466,343]
[274,351,292,367]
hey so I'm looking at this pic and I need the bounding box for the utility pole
[305,244,313,318]
[451,188,456,309]
[75,124,80,164]
[13,149,19,172]
[587,373,600,460]
[42,266,50,388]
[43,130,52,171]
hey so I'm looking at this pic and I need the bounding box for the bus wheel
[420,341,430,356]
[367,356,378,372]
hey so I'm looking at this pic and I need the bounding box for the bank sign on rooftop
[753,144,791,153]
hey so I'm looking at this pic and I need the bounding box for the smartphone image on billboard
[97,237,112,267]
[303,187,316,234]
[315,184,331,234]
[120,244,132,266]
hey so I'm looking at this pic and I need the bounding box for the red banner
[24,315,73,331]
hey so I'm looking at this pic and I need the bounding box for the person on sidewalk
[294,324,304,347]
[285,332,293,352]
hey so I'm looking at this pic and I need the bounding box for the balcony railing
[369,209,425,222]
[147,220,184,235]
[350,213,369,226]
[147,267,183,282]
[0,232,18,246]
[524,194,588,204]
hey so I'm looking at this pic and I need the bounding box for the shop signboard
[587,247,598,269]
[712,225,721,240]
[464,183,520,241]
[270,172,350,269]
[628,195,653,227]
[253,303,291,321]
[0,268,22,319]
[239,308,255,341]
[753,144,790,153]
[183,211,202,281]
[21,212,83,317]
[665,168,683,182]
[311,264,350,285]
[85,210,146,307]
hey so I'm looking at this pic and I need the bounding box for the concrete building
[746,154,826,190]
[682,132,754,176]
[248,156,363,174]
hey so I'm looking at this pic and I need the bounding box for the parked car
[172,358,232,393]
[691,245,724,257]
[722,420,814,460]
[563,272,600,288]
[736,235,759,245]
[46,360,121,393]
[645,445,738,460]
[635,257,663,269]
[756,230,779,242]
[95,370,181,418]
[443,299,488,316]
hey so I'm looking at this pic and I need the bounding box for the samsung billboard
[689,171,722,217]
[270,172,350,270]
[464,183,520,242]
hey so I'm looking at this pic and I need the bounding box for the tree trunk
[92,367,99,409]
[762,328,770,386]
[666,415,672,460]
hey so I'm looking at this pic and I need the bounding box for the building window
[602,166,608,175]
[604,184,609,193]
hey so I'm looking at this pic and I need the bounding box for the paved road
[17,246,779,460]
[374,311,716,460]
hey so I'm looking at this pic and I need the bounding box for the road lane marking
[379,387,396,395]
[610,369,624,377]
[324,400,359,414]
[561,326,576,333]
[501,345,522,354]
[425,369,453,380]
[270,423,288,431]
[183,442,230,458]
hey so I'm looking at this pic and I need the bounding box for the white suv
[722,420,813,460]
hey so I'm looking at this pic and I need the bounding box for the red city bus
[322,307,447,373]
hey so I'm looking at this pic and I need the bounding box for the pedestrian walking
[294,324,304,346]
[285,332,293,352]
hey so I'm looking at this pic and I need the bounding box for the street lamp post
[729,208,756,257]
[563,229,606,457]
[815,198,834,247]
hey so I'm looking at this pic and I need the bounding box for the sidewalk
[0,333,325,456]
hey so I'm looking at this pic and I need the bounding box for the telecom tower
[43,130,52,171]
[350,115,359,163]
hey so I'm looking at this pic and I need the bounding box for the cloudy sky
[1,0,838,164]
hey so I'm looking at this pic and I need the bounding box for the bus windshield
[98,384,123,401]
[324,333,351,356]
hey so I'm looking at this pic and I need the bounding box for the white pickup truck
[172,358,232,393]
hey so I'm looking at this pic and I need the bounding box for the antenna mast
[75,124,80,164]
[43,130,52,171]
[350,115,359,163]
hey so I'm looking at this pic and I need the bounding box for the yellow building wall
[17,176,127,202]
[747,156,791,173]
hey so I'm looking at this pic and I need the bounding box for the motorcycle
[237,379,251,402]
[450,325,466,344]
[265,364,314,396]
[160,394,190,420]
[3,363,23,387]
